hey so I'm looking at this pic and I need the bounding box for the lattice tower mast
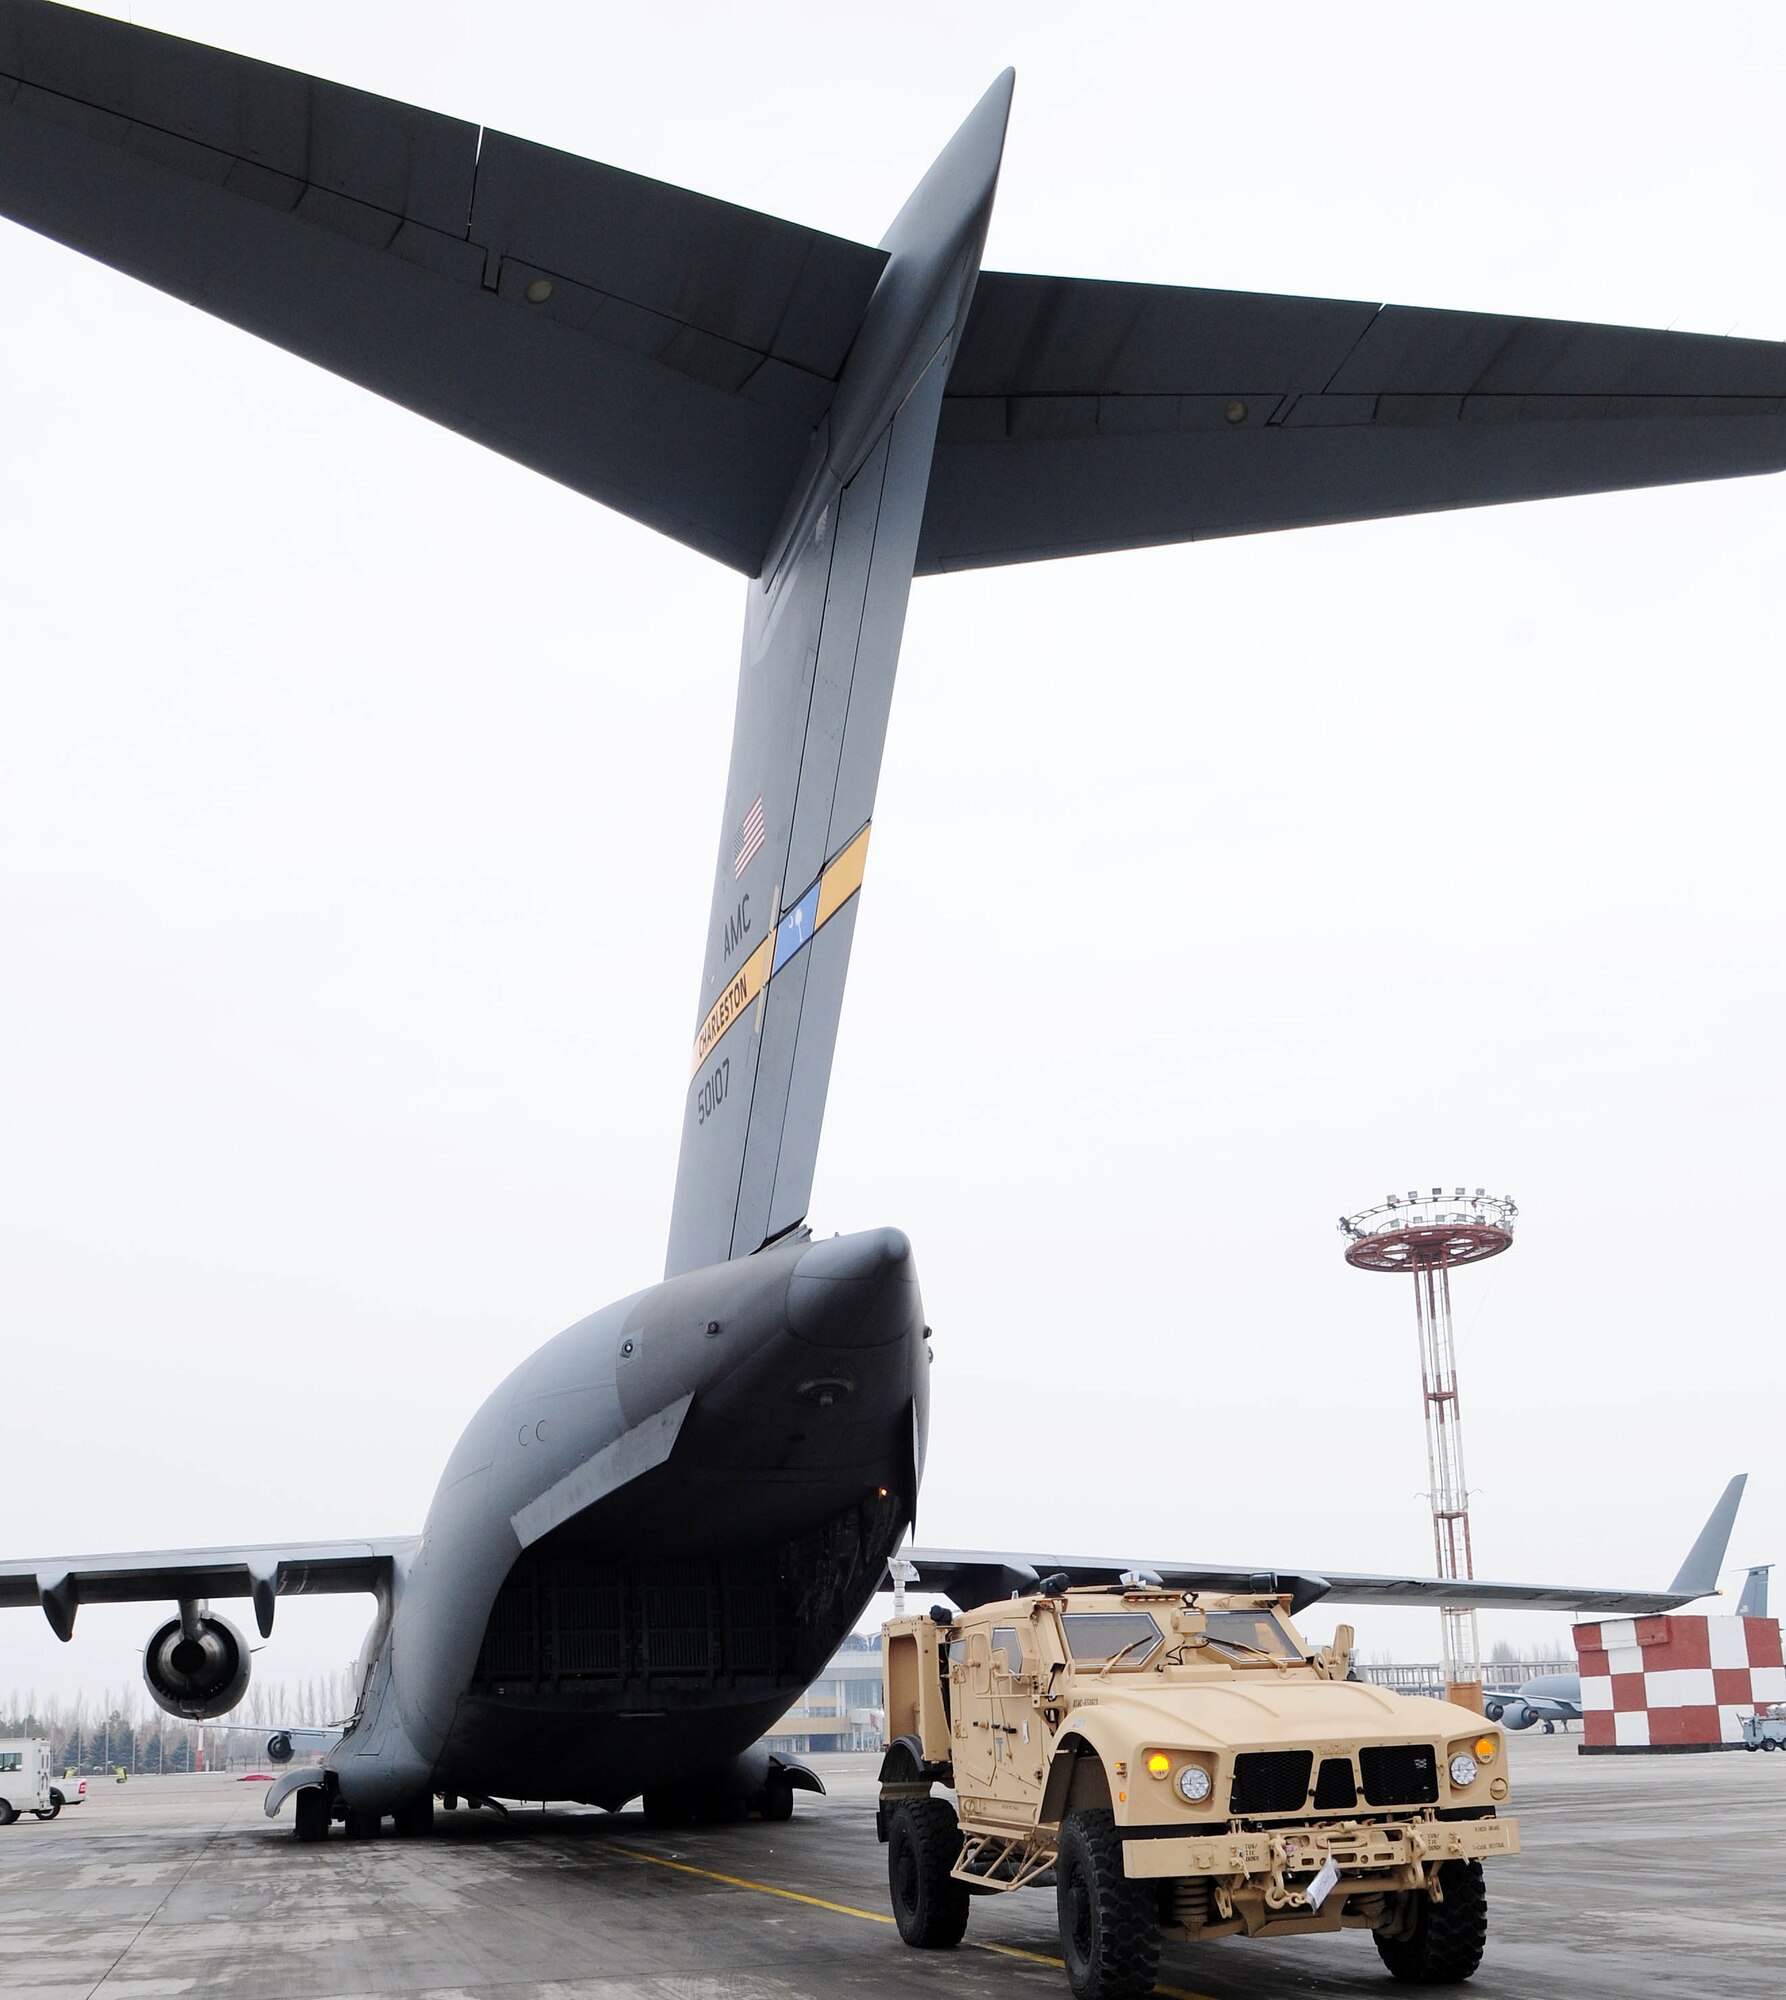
[1339,1189,1517,1704]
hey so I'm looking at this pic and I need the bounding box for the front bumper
[1123,1811,1519,1884]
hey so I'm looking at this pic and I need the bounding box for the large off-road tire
[1373,1860,1488,1984]
[886,1798,970,1949]
[1055,1808,1160,2000]
[294,1789,330,1843]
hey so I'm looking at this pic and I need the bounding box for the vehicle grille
[1313,1756,1358,1809]
[1359,1743,1439,1806]
[1230,1750,1314,1815]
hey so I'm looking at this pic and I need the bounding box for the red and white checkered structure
[1574,1615,1786,1750]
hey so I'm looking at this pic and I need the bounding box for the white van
[0,1740,60,1822]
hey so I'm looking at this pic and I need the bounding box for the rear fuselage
[331,1226,926,1810]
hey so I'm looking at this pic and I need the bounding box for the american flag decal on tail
[733,795,766,879]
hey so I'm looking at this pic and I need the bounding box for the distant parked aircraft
[1484,1672,1581,1733]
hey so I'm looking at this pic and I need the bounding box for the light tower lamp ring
[1337,1189,1516,1273]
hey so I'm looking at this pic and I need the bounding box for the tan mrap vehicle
[877,1583,1518,2000]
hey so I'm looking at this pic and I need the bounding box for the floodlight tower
[1338,1188,1517,1708]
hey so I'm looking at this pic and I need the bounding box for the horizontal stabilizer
[0,0,883,571]
[919,274,1786,571]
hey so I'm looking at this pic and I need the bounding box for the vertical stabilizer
[664,75,1014,1277]
[1735,1564,1772,1619]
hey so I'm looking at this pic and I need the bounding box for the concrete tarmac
[1,1733,1781,1999]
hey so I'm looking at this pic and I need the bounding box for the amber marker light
[1474,1736,1498,1761]
[1146,1752,1171,1779]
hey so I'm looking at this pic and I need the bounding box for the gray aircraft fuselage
[341,1228,926,1811]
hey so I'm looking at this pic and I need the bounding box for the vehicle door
[989,1623,1045,1813]
[950,1627,997,1797]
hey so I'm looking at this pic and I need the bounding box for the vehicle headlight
[1176,1764,1212,1804]
[1448,1752,1478,1787]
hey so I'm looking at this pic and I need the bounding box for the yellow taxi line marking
[603,1840,1217,2000]
[605,1841,894,1924]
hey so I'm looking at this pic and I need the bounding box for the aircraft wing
[891,1548,1700,1620]
[0,1537,417,1640]
[0,0,884,574]
[917,271,1786,572]
[896,1475,1747,1621]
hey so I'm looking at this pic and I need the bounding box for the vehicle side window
[991,1625,1025,1676]
[0,1751,19,1772]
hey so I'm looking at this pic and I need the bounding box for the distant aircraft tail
[1735,1564,1772,1619]
[1667,1473,1748,1600]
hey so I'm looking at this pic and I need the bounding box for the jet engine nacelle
[143,1609,251,1720]
[266,1732,294,1764]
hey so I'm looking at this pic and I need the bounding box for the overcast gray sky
[3,0,1782,1711]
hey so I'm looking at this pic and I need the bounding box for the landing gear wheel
[886,1798,970,1949]
[343,1807,382,1840]
[1542,1720,1556,1734]
[1055,1808,1160,2000]
[1373,1859,1488,1984]
[33,1795,61,1820]
[294,1789,330,1843]
[758,1776,794,1822]
[393,1797,436,1837]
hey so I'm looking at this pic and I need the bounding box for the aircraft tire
[757,1776,794,1822]
[294,1789,329,1843]
[1056,1808,1160,2000]
[393,1797,436,1837]
[886,1798,970,1949]
[343,1807,382,1840]
[1373,1860,1487,1984]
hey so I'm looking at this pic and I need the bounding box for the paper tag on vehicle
[1306,1855,1340,1911]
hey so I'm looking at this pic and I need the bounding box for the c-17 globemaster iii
[0,1,1772,1839]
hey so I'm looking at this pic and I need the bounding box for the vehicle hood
[1071,1676,1474,1750]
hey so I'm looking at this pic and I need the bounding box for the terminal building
[766,1633,885,1754]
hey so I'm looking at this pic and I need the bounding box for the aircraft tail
[1735,1564,1772,1619]
[1667,1473,1747,1600]
[661,74,1014,1276]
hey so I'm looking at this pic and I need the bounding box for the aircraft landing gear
[294,1789,330,1843]
[393,1797,435,1838]
[344,1807,382,1840]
